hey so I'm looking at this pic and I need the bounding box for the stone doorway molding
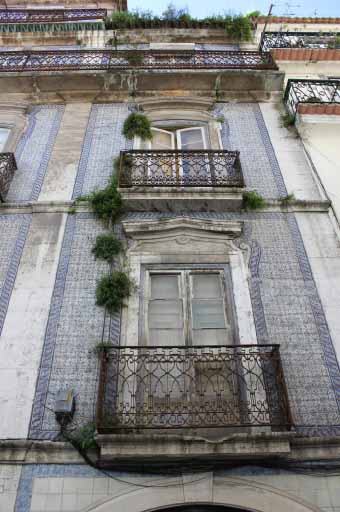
[83,474,322,512]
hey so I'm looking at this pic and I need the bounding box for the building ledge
[96,431,293,469]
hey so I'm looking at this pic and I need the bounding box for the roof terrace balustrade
[0,153,17,202]
[0,49,278,72]
[0,8,107,24]
[284,79,340,116]
[96,344,292,434]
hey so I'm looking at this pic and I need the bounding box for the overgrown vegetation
[280,193,296,206]
[94,342,113,354]
[92,233,123,262]
[96,271,133,314]
[125,51,144,66]
[105,5,253,40]
[328,36,340,49]
[243,191,267,210]
[122,112,153,141]
[69,422,97,451]
[86,176,123,223]
[281,112,295,128]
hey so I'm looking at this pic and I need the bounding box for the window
[144,268,234,347]
[138,126,207,150]
[0,128,10,152]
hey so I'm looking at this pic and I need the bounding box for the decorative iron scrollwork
[0,153,17,202]
[284,79,340,115]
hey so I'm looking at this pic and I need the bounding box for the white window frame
[143,268,232,347]
[0,126,11,152]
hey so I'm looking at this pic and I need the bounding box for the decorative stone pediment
[122,217,243,257]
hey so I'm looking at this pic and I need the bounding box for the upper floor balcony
[260,32,340,61]
[96,344,292,468]
[0,152,16,202]
[0,8,107,24]
[0,48,277,72]
[117,149,245,211]
[284,78,340,117]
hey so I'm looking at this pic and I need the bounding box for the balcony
[284,79,340,117]
[117,150,245,211]
[0,8,107,24]
[0,153,17,202]
[96,344,292,468]
[0,49,277,72]
[260,31,340,51]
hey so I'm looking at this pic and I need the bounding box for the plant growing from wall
[125,51,144,66]
[280,193,295,206]
[281,112,295,128]
[96,271,133,314]
[68,422,97,451]
[122,112,153,140]
[92,233,123,262]
[87,176,123,224]
[243,191,267,210]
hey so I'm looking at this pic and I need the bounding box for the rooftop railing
[96,344,292,432]
[118,150,244,188]
[0,153,17,202]
[0,8,107,24]
[0,49,278,73]
[260,31,340,51]
[284,79,340,116]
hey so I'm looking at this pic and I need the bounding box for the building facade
[1,7,340,512]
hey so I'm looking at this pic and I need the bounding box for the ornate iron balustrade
[0,153,17,202]
[0,50,277,73]
[260,31,340,51]
[0,8,107,24]
[284,79,340,116]
[118,150,244,188]
[96,344,292,432]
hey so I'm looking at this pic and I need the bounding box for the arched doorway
[158,507,252,512]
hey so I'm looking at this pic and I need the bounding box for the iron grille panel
[0,50,278,72]
[0,9,107,24]
[284,79,340,115]
[0,153,17,202]
[96,344,292,432]
[118,150,244,188]
[260,31,340,51]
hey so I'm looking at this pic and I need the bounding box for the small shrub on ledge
[96,271,133,314]
[122,112,153,141]
[243,191,267,210]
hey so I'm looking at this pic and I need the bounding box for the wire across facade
[96,344,292,432]
[117,150,244,188]
[0,153,17,202]
[284,79,340,115]
[0,49,278,72]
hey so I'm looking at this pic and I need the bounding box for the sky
[127,0,340,18]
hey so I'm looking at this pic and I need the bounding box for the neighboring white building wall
[259,103,321,200]
[277,61,340,84]
[0,213,66,439]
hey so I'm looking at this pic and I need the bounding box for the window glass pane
[192,273,222,299]
[0,128,10,151]
[151,128,174,149]
[178,128,205,149]
[192,299,226,329]
[151,274,179,299]
[149,300,183,329]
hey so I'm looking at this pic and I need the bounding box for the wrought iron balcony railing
[118,150,244,188]
[260,31,340,52]
[96,344,292,432]
[0,153,17,202]
[284,79,340,116]
[0,8,107,24]
[0,49,278,73]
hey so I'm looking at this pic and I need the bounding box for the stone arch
[83,476,322,512]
